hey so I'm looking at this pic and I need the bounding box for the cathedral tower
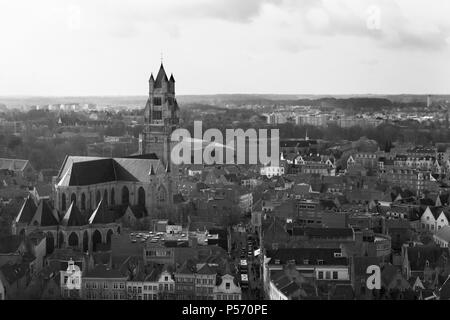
[139,63,180,167]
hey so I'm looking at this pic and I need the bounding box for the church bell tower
[139,63,180,167]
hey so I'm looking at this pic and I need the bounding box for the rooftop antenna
[160,51,163,64]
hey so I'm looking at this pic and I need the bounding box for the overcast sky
[1,0,450,96]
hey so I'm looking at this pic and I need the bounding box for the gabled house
[420,206,449,233]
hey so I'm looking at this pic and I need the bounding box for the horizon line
[1,93,449,99]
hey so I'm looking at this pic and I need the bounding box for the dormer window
[274,259,280,265]
[303,259,309,265]
[317,259,324,265]
[225,282,230,290]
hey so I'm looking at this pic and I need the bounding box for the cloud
[312,0,450,51]
[174,0,284,23]
[278,38,319,53]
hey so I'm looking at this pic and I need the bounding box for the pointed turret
[149,73,155,95]
[155,63,169,88]
[169,73,175,82]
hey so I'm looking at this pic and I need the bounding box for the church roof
[89,200,116,224]
[15,196,37,224]
[31,199,59,226]
[57,156,162,187]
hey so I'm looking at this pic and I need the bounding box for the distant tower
[427,95,432,108]
[139,63,180,167]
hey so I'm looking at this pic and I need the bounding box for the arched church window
[138,187,145,207]
[122,186,129,205]
[157,186,166,203]
[61,193,66,211]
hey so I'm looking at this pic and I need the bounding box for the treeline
[0,133,88,170]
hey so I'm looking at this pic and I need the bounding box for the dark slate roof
[266,248,348,266]
[89,200,116,224]
[15,196,37,224]
[125,153,159,160]
[68,159,138,186]
[0,235,23,254]
[154,63,169,88]
[61,202,86,227]
[31,199,59,226]
[57,156,162,187]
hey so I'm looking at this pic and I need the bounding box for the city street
[230,226,264,300]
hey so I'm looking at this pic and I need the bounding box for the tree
[7,136,22,150]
